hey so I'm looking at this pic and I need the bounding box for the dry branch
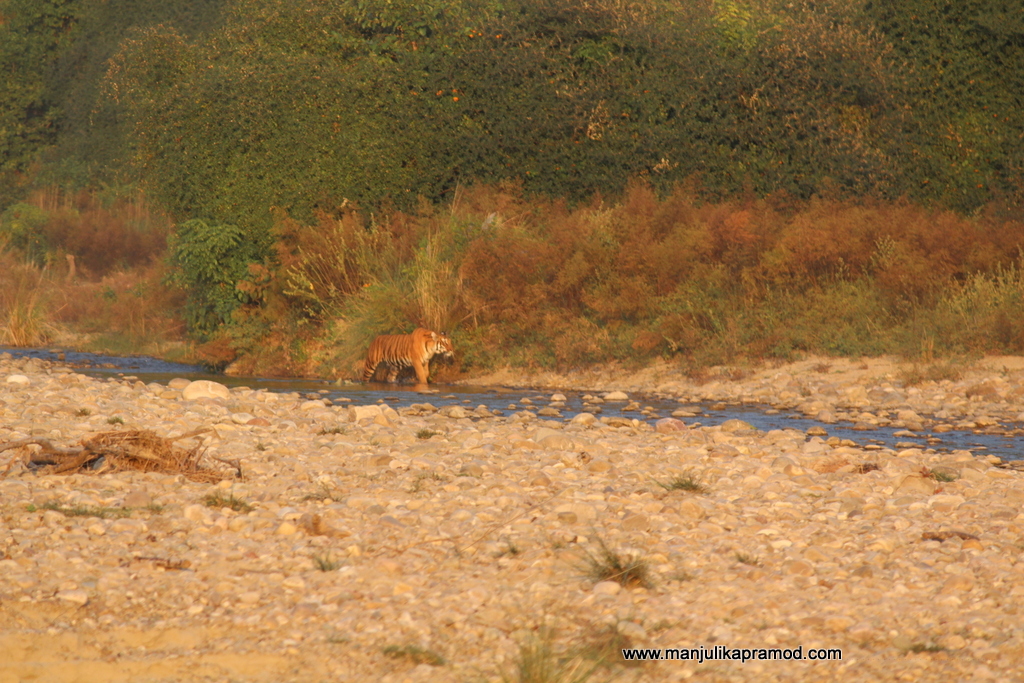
[0,429,239,483]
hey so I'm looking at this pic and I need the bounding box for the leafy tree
[863,0,1024,211]
[0,0,83,206]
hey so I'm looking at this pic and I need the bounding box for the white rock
[571,412,597,426]
[439,405,468,418]
[56,590,89,606]
[593,581,621,595]
[282,575,306,590]
[181,380,231,400]
[347,405,382,422]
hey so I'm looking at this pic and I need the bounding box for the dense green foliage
[166,218,268,336]
[863,0,1024,211]
[3,0,1023,218]
[0,0,82,207]
[0,0,225,201]
[2,0,1024,369]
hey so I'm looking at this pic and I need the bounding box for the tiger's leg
[413,360,429,385]
[362,358,379,382]
[386,364,400,383]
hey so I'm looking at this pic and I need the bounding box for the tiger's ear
[430,332,439,341]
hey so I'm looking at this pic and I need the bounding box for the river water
[6,347,1022,461]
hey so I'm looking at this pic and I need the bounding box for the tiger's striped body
[362,328,454,384]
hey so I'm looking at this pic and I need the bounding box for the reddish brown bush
[25,188,170,277]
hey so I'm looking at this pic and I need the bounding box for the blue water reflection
[3,347,1021,461]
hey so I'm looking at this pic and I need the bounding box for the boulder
[438,405,468,418]
[181,380,231,400]
[720,418,754,432]
[347,404,383,422]
[571,412,597,426]
[655,418,687,434]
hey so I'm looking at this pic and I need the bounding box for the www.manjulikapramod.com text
[621,645,842,663]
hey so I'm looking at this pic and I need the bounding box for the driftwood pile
[0,429,241,482]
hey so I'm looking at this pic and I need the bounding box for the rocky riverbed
[1,353,1023,682]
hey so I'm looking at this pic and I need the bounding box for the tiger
[362,328,454,384]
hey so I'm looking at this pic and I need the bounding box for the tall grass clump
[0,255,53,346]
[923,262,1024,353]
[0,187,184,353]
[276,202,470,377]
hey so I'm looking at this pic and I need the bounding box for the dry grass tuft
[0,256,53,346]
[656,471,708,493]
[898,362,964,386]
[504,627,600,683]
[581,537,653,589]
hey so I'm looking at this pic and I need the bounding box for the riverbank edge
[462,355,1024,447]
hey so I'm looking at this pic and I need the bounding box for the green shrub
[166,218,270,338]
[0,203,51,265]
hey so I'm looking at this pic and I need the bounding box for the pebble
[0,355,1021,683]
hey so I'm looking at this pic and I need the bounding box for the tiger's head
[430,330,455,362]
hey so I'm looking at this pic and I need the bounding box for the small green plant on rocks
[735,552,760,566]
[36,501,131,519]
[926,468,958,482]
[416,428,439,439]
[496,540,522,558]
[302,482,340,502]
[656,472,707,494]
[318,426,345,435]
[312,552,341,572]
[669,569,695,582]
[582,537,653,589]
[107,416,125,425]
[202,491,253,513]
[409,471,447,493]
[908,642,945,654]
[381,644,446,666]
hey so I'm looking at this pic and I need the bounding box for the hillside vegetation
[0,0,1023,376]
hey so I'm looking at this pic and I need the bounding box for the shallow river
[6,347,1023,461]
